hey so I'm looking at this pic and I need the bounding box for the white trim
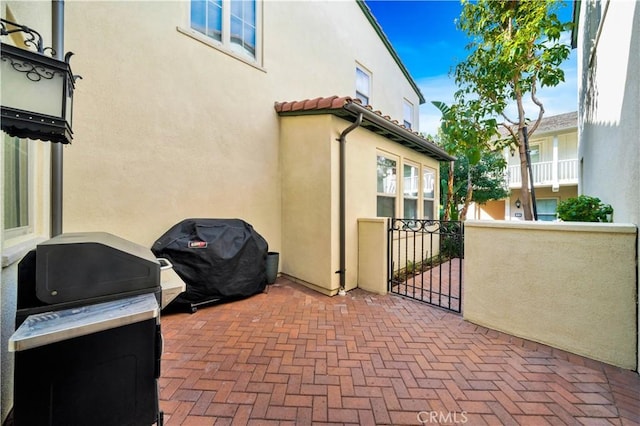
[355,63,372,105]
[177,26,266,72]
[181,0,264,68]
[1,236,46,268]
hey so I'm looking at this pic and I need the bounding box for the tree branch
[528,75,545,136]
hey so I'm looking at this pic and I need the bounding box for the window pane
[423,200,434,220]
[356,68,369,104]
[230,0,256,58]
[377,156,396,194]
[403,164,418,197]
[404,199,417,219]
[4,136,29,230]
[231,0,243,18]
[190,0,206,34]
[403,100,413,129]
[231,15,242,43]
[207,0,222,41]
[423,168,435,199]
[530,144,541,163]
[191,0,222,41]
[355,92,369,105]
[243,0,255,23]
[377,196,395,217]
[243,22,256,56]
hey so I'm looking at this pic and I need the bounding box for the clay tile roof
[274,96,454,161]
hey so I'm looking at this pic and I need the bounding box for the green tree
[454,0,571,220]
[440,151,509,220]
[432,99,502,220]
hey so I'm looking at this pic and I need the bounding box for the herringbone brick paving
[159,278,640,425]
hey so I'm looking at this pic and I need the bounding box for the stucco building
[1,1,452,420]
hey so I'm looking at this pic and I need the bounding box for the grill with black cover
[151,218,268,312]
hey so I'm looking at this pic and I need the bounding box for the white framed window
[190,0,259,62]
[3,134,33,240]
[422,166,436,220]
[403,99,414,129]
[376,154,397,217]
[403,163,419,219]
[355,65,371,105]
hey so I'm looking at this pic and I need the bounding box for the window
[423,167,435,220]
[403,164,419,219]
[190,0,257,60]
[537,198,558,222]
[355,66,371,105]
[403,99,413,129]
[529,143,541,164]
[191,0,222,42]
[377,155,397,217]
[3,134,30,235]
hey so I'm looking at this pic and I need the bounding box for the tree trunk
[443,161,454,221]
[459,168,473,221]
[518,128,533,220]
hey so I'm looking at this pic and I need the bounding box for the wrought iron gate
[387,219,464,313]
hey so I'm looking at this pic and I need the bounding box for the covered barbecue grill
[152,218,268,312]
[10,232,167,426]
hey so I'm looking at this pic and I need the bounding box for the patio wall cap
[465,220,638,234]
[357,217,388,224]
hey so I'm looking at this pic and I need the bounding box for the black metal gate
[387,219,464,313]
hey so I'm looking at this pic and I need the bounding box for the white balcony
[508,159,578,189]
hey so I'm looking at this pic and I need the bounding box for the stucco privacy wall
[464,220,638,370]
[280,114,440,295]
[61,1,422,250]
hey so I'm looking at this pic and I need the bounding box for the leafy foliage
[556,195,613,222]
[453,0,572,220]
[439,151,509,219]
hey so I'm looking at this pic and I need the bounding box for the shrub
[556,195,613,222]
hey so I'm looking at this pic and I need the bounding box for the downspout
[335,113,363,296]
[51,0,64,236]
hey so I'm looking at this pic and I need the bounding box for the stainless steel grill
[10,232,168,426]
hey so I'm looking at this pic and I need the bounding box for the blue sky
[364,0,578,136]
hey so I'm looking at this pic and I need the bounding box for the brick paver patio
[159,277,640,425]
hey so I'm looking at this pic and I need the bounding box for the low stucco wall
[357,218,387,295]
[464,220,638,370]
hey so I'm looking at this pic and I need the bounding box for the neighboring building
[1,1,452,420]
[573,0,639,370]
[468,112,579,221]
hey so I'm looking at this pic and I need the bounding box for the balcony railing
[508,159,578,188]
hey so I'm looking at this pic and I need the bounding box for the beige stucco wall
[1,0,430,417]
[60,0,423,253]
[280,114,440,294]
[464,220,637,370]
[357,218,387,295]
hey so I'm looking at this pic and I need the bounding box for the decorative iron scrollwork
[1,55,61,82]
[1,18,56,56]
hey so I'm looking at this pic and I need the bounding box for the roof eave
[356,0,426,104]
[343,101,453,161]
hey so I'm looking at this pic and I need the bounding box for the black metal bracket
[1,17,55,56]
